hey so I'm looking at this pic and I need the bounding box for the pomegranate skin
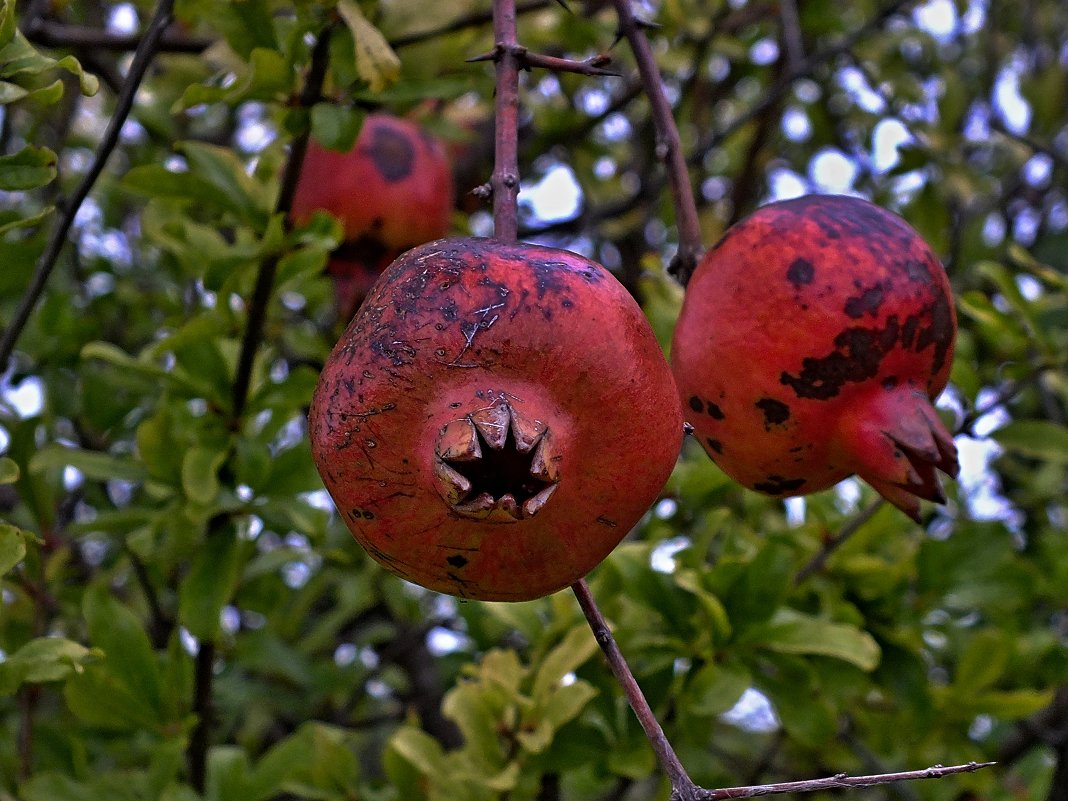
[309,237,683,601]
[671,194,959,521]
[291,114,454,316]
[291,113,454,250]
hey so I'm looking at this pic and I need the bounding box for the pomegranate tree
[309,237,683,600]
[290,113,454,316]
[671,194,959,521]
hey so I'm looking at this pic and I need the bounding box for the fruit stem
[611,0,703,286]
[491,0,522,241]
[572,579,700,800]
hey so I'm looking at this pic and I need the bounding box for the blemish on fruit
[780,318,901,400]
[753,475,807,494]
[446,554,468,568]
[705,437,723,454]
[786,257,815,287]
[706,401,725,419]
[844,282,887,318]
[689,396,704,414]
[366,125,415,182]
[597,516,618,527]
[882,376,898,390]
[755,398,791,427]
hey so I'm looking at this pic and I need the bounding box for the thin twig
[186,640,217,793]
[230,29,332,420]
[490,0,523,241]
[470,45,619,76]
[25,19,211,53]
[794,498,885,583]
[0,0,176,373]
[391,0,551,49]
[572,579,699,801]
[612,0,703,285]
[689,0,914,165]
[700,762,995,800]
[777,0,805,70]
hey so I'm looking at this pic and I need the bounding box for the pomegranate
[290,113,454,316]
[309,237,683,601]
[671,194,959,521]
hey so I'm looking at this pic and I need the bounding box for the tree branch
[690,0,915,165]
[490,0,523,241]
[612,0,703,285]
[0,0,176,373]
[230,29,332,420]
[700,762,995,800]
[572,578,699,801]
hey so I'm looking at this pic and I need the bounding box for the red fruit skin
[326,251,398,320]
[309,237,683,601]
[291,113,454,254]
[671,194,958,520]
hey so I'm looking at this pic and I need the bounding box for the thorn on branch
[468,43,620,76]
[471,183,494,200]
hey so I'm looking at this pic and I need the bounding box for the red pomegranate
[671,194,958,521]
[290,113,454,316]
[309,237,684,600]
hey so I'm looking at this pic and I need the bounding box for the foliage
[0,0,1066,800]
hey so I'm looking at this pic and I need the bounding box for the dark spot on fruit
[916,293,954,373]
[705,401,725,419]
[901,316,919,348]
[689,396,704,413]
[780,316,901,400]
[753,475,807,494]
[705,437,723,454]
[446,554,469,568]
[365,124,415,182]
[904,258,929,282]
[755,397,791,427]
[882,376,898,390]
[844,282,887,319]
[786,258,815,287]
[597,515,618,527]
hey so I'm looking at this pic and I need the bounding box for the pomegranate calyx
[433,395,559,522]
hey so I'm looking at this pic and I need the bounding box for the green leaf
[0,521,28,575]
[531,625,598,700]
[977,688,1055,718]
[179,140,271,227]
[181,446,227,505]
[956,630,1010,692]
[388,726,447,776]
[748,609,881,671]
[337,1,401,93]
[992,421,1068,463]
[687,660,751,716]
[538,680,597,730]
[178,525,244,640]
[84,584,164,716]
[0,203,51,234]
[0,456,17,483]
[30,443,147,482]
[0,145,57,190]
[310,103,364,152]
[177,47,289,108]
[0,637,99,695]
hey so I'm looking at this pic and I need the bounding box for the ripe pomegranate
[290,113,454,316]
[671,194,959,521]
[309,237,683,600]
